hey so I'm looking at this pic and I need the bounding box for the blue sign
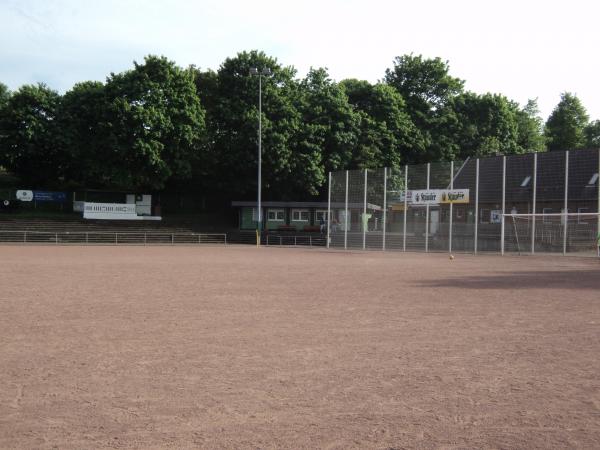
[33,191,67,203]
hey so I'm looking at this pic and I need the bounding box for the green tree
[384,54,464,162]
[584,120,600,148]
[0,83,64,185]
[544,92,589,151]
[448,92,522,158]
[296,68,359,174]
[0,83,9,110]
[0,83,11,166]
[195,52,326,200]
[340,79,422,169]
[514,99,546,152]
[103,55,206,190]
[384,54,464,112]
[58,81,109,188]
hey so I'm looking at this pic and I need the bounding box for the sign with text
[16,190,34,202]
[83,202,137,220]
[33,191,67,203]
[410,189,470,205]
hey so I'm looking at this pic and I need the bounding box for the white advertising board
[410,189,470,205]
[83,202,138,220]
[16,190,34,202]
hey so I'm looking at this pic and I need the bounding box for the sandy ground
[0,245,599,449]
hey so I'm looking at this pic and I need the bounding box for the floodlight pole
[474,159,479,254]
[327,171,331,249]
[449,161,454,254]
[501,155,506,256]
[531,152,537,255]
[382,168,387,251]
[250,67,272,243]
[563,151,569,256]
[425,163,430,252]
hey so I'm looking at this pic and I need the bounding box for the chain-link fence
[327,148,600,257]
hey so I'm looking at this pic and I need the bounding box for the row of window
[252,208,328,222]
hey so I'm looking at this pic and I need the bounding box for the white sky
[1,0,599,121]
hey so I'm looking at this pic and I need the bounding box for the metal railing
[264,234,326,247]
[0,230,227,245]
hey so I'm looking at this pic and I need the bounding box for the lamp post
[249,67,271,243]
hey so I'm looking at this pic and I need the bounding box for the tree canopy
[0,83,64,185]
[544,92,589,151]
[0,52,596,202]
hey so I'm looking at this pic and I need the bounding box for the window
[251,208,259,221]
[578,207,590,224]
[267,209,285,221]
[291,209,309,222]
[315,210,328,222]
[455,207,464,220]
[542,208,552,224]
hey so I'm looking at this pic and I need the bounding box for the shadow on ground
[416,269,600,290]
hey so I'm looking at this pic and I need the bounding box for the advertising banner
[33,191,67,203]
[411,190,441,205]
[441,189,470,204]
[409,189,470,205]
[16,190,34,202]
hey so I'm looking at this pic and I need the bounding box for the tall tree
[384,54,464,112]
[584,120,600,148]
[0,83,63,185]
[195,52,330,200]
[384,54,464,162]
[0,83,11,165]
[58,81,109,188]
[103,55,206,190]
[340,79,422,169]
[448,92,521,158]
[514,99,546,153]
[296,68,359,175]
[544,92,589,151]
[194,51,302,198]
[0,83,9,110]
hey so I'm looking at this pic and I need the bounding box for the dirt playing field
[0,245,599,449]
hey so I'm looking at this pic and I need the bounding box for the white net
[505,213,600,256]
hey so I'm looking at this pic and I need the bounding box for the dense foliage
[0,52,597,200]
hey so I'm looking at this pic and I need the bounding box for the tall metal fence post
[425,163,430,252]
[531,152,537,254]
[344,170,349,250]
[363,169,367,250]
[598,149,600,255]
[382,167,387,251]
[327,171,331,249]
[403,165,408,252]
[563,150,569,255]
[501,156,506,255]
[449,161,454,254]
[474,159,479,254]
